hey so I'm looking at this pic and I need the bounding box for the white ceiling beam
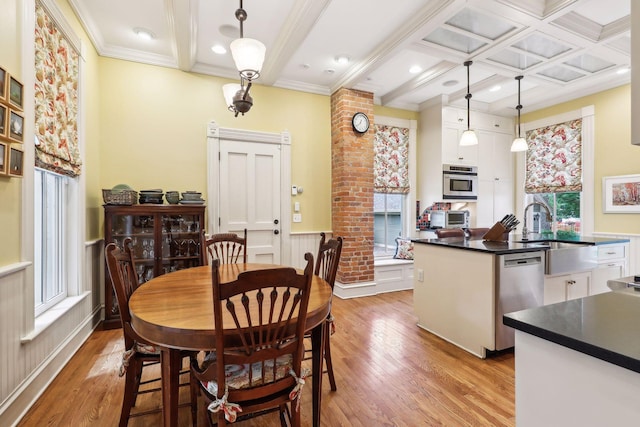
[259,0,332,86]
[380,61,458,106]
[165,0,198,71]
[330,0,460,94]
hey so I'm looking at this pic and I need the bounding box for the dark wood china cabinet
[102,204,206,329]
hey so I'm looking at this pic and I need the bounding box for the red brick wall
[330,88,374,284]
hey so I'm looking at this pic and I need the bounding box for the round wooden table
[129,263,332,427]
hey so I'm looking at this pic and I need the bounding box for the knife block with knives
[482,214,520,242]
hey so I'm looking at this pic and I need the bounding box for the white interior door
[219,140,281,264]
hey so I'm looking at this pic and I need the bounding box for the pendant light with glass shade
[459,60,478,146]
[222,0,266,117]
[510,75,528,152]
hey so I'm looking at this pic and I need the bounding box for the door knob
[274,229,279,235]
[274,219,279,224]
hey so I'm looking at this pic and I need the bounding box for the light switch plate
[291,185,298,195]
[293,213,302,223]
[294,202,300,212]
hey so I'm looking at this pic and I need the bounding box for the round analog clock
[351,112,370,133]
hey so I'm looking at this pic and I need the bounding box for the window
[524,118,583,237]
[34,168,68,315]
[374,193,405,256]
[526,192,581,239]
[373,122,412,258]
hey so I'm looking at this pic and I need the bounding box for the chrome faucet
[521,202,553,240]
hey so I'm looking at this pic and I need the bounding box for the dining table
[128,263,333,427]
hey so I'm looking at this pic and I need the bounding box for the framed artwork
[9,75,23,110]
[8,109,23,142]
[0,141,6,175]
[603,174,640,213]
[0,104,6,137]
[0,66,6,101]
[8,145,23,177]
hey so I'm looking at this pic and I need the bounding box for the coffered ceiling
[68,0,631,116]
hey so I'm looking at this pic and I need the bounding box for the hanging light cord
[464,61,472,131]
[236,0,246,39]
[515,75,523,138]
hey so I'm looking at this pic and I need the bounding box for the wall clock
[352,112,370,133]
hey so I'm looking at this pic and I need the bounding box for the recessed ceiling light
[219,24,238,38]
[442,79,458,87]
[489,85,501,92]
[300,63,310,70]
[133,28,155,41]
[617,67,630,75]
[324,69,335,74]
[335,55,350,65]
[211,44,227,55]
[409,65,422,74]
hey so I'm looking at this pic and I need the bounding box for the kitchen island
[412,234,629,358]
[503,290,640,426]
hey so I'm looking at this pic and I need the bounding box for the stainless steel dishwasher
[495,251,545,350]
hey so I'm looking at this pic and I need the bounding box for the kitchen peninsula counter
[412,233,629,255]
[503,291,640,426]
[411,234,629,358]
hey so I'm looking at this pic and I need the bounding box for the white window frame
[21,0,86,331]
[373,116,417,259]
[515,106,594,236]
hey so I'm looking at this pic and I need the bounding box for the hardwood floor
[17,290,515,426]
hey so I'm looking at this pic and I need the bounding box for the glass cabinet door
[111,213,156,283]
[161,213,202,273]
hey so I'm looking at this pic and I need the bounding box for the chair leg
[120,358,141,427]
[324,322,337,391]
[190,375,198,427]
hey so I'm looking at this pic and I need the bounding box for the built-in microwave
[442,164,478,200]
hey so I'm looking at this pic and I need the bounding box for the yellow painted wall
[98,58,336,232]
[523,85,640,234]
[0,0,23,264]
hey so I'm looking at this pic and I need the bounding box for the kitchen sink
[517,240,598,275]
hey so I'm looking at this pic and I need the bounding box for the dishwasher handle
[504,255,542,267]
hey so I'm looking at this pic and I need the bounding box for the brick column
[330,88,374,284]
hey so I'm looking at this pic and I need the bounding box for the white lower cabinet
[544,271,591,305]
[543,243,629,304]
[591,261,625,295]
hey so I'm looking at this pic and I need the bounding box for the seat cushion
[201,354,294,396]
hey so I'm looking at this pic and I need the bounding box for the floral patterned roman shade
[34,2,82,177]
[524,119,582,194]
[374,124,410,194]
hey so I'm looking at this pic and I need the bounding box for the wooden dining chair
[435,228,465,238]
[190,254,314,427]
[105,239,196,427]
[202,229,248,265]
[306,232,343,391]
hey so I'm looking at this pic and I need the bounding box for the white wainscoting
[289,232,414,299]
[0,240,103,427]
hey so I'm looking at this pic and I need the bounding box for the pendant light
[510,75,528,152]
[223,0,266,116]
[459,60,478,146]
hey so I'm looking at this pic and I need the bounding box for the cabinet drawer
[597,244,625,261]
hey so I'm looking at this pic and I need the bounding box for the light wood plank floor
[17,290,515,426]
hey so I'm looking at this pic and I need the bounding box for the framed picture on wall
[8,145,23,177]
[0,67,6,101]
[0,104,7,137]
[9,75,23,110]
[0,141,7,175]
[8,109,23,142]
[603,174,640,213]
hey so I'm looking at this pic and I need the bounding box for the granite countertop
[411,233,629,255]
[503,291,640,374]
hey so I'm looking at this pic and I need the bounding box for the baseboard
[0,309,101,427]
